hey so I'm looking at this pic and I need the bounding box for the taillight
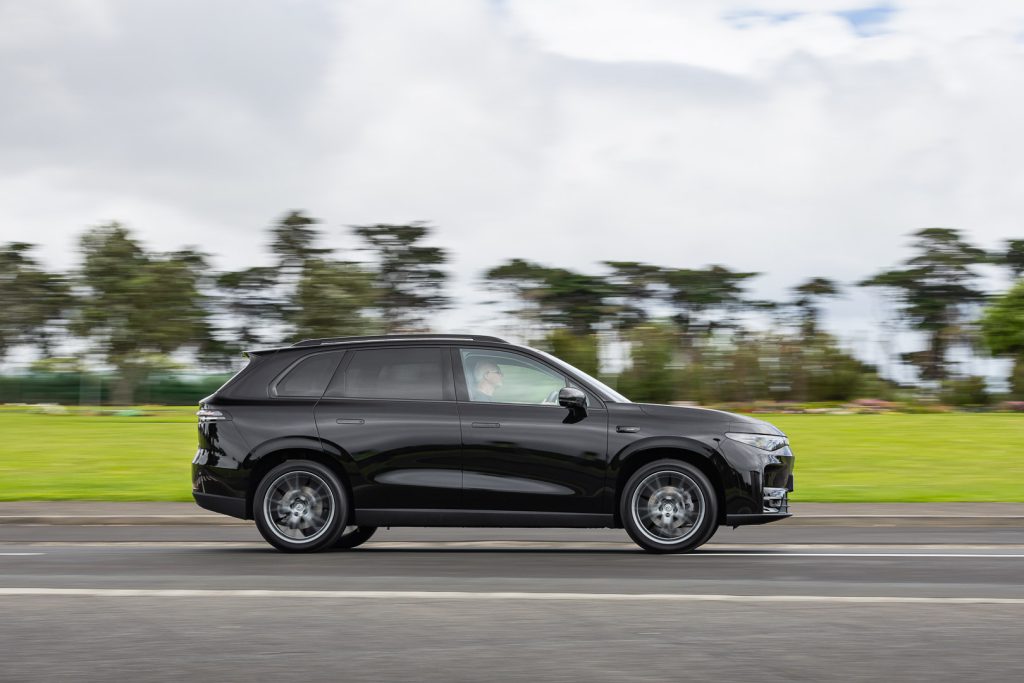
[196,407,231,422]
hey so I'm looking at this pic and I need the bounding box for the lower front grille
[763,487,789,513]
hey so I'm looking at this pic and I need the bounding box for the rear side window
[325,347,447,400]
[274,351,344,398]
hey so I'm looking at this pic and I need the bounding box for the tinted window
[459,348,566,405]
[326,347,446,400]
[274,351,343,397]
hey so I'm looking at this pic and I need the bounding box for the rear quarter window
[273,351,345,398]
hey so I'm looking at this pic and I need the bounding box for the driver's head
[474,361,503,389]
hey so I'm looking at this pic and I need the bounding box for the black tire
[253,460,349,553]
[620,459,719,554]
[334,526,378,550]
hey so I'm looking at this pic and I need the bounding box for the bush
[940,375,990,407]
[0,371,233,405]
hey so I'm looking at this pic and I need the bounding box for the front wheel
[620,460,718,554]
[254,460,349,553]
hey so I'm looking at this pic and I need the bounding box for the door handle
[336,418,365,425]
[471,422,500,428]
[616,425,639,433]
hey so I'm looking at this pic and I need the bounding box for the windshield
[533,349,632,403]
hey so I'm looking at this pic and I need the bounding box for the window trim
[269,349,346,399]
[319,344,456,403]
[451,345,604,409]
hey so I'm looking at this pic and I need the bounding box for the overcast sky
[2,0,1023,370]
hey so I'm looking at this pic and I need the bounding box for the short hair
[473,361,499,383]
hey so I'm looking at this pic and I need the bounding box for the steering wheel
[542,389,560,405]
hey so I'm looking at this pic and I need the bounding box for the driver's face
[481,363,504,388]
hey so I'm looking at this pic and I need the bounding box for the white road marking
[0,552,43,556]
[693,552,1024,558]
[0,587,1021,605]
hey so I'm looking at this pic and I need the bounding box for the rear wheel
[620,460,718,554]
[254,460,349,553]
[334,526,377,550]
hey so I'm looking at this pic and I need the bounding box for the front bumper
[726,486,791,526]
[718,437,795,524]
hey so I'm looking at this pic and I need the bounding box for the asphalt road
[3,523,1023,682]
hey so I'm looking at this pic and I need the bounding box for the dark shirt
[470,386,497,402]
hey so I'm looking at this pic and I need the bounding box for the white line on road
[0,553,43,556]
[0,587,1022,605]
[693,552,1024,558]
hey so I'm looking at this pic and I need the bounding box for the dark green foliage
[543,329,600,377]
[940,375,990,406]
[980,279,1024,399]
[1001,239,1024,278]
[353,223,449,332]
[290,258,378,339]
[0,243,71,359]
[791,277,841,338]
[214,266,282,349]
[73,223,212,403]
[859,228,989,381]
[660,265,761,338]
[615,327,877,405]
[2,218,1020,406]
[253,211,378,342]
[484,260,616,335]
[0,372,232,405]
[603,261,663,330]
[615,323,680,404]
[271,210,332,267]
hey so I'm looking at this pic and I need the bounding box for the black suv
[193,334,794,553]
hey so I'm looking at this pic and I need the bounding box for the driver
[471,360,503,401]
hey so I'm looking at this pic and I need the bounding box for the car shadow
[212,545,786,555]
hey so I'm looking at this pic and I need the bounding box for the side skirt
[355,509,615,529]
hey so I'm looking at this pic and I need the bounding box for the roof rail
[290,334,509,348]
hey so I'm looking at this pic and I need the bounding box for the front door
[454,347,608,517]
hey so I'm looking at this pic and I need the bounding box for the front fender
[611,435,721,469]
[609,435,756,518]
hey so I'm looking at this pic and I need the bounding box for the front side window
[274,351,344,398]
[459,348,566,405]
[325,347,446,400]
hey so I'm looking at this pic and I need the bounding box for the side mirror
[557,387,587,412]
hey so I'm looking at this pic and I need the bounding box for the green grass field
[0,407,1021,502]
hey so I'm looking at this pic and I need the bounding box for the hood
[637,403,785,436]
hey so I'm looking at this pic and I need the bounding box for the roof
[246,334,509,355]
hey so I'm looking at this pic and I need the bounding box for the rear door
[314,345,462,516]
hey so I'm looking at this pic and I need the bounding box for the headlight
[725,432,788,451]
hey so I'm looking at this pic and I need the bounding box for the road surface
[2,522,1022,682]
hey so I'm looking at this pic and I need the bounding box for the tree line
[2,212,1023,405]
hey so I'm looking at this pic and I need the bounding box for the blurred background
[2,0,1023,503]
[3,5,1024,682]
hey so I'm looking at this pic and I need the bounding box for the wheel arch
[244,442,357,520]
[612,441,728,527]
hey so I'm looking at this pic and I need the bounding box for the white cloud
[1,0,1023,360]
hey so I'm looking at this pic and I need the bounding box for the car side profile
[192,334,794,554]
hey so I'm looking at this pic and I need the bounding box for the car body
[192,334,794,553]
